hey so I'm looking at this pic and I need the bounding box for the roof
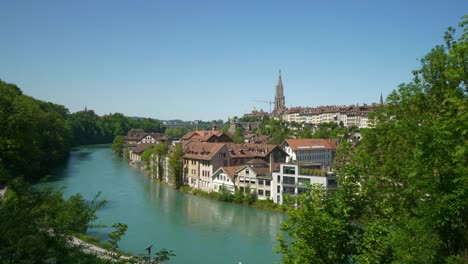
[284,139,336,151]
[225,143,281,159]
[213,165,244,182]
[249,166,271,176]
[131,143,155,155]
[246,159,268,165]
[181,130,232,143]
[183,142,227,160]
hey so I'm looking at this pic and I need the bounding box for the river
[41,145,286,263]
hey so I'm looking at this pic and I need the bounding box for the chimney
[269,153,273,173]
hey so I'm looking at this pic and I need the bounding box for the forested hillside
[0,80,163,183]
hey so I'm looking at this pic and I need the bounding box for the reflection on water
[40,145,286,264]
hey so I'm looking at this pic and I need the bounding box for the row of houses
[125,128,338,205]
[282,104,379,128]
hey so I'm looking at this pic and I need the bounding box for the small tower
[273,70,286,117]
[380,92,384,105]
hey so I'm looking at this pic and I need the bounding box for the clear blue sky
[1,1,467,121]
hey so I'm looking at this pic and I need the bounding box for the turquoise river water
[40,145,286,264]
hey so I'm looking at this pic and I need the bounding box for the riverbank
[178,185,288,213]
[142,172,288,213]
[42,145,285,263]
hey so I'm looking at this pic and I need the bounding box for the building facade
[183,142,231,192]
[281,138,336,167]
[271,164,338,205]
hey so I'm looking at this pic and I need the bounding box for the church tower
[273,70,286,117]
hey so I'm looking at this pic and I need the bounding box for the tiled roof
[249,166,271,176]
[183,142,227,160]
[246,159,268,165]
[214,165,244,182]
[181,130,232,143]
[285,138,336,151]
[131,143,155,155]
[225,143,280,159]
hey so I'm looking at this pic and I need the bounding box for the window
[258,180,264,186]
[328,179,337,188]
[277,185,281,193]
[258,189,264,196]
[283,186,295,195]
[265,190,271,197]
[298,178,310,185]
[283,176,295,185]
[265,180,271,186]
[283,166,296,174]
[277,175,280,183]
[245,169,250,175]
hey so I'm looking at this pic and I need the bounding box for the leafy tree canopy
[277,16,468,264]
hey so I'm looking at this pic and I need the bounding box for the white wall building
[280,139,336,167]
[271,164,338,205]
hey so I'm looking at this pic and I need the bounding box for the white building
[280,138,336,167]
[271,164,338,205]
[211,166,239,193]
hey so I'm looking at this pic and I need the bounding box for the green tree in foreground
[108,222,128,262]
[277,16,468,263]
[0,180,107,263]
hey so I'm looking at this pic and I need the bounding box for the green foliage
[0,80,71,183]
[232,127,244,144]
[311,122,346,139]
[277,17,468,263]
[69,111,163,146]
[107,222,128,261]
[0,180,107,263]
[251,198,286,212]
[112,135,125,156]
[142,143,169,180]
[168,145,184,188]
[233,189,245,203]
[276,184,354,264]
[242,185,257,205]
[218,185,233,202]
[153,248,176,264]
[164,127,188,140]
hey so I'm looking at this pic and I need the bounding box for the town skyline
[1,1,467,120]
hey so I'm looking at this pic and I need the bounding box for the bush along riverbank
[179,185,288,213]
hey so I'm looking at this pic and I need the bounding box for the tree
[107,222,128,262]
[0,180,107,263]
[112,135,125,156]
[168,145,184,188]
[153,248,176,264]
[276,16,468,263]
[276,185,355,264]
[154,143,169,180]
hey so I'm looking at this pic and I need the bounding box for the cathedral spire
[273,69,286,117]
[380,92,384,105]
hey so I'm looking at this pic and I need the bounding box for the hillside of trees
[0,80,163,184]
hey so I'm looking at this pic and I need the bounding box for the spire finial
[279,69,281,79]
